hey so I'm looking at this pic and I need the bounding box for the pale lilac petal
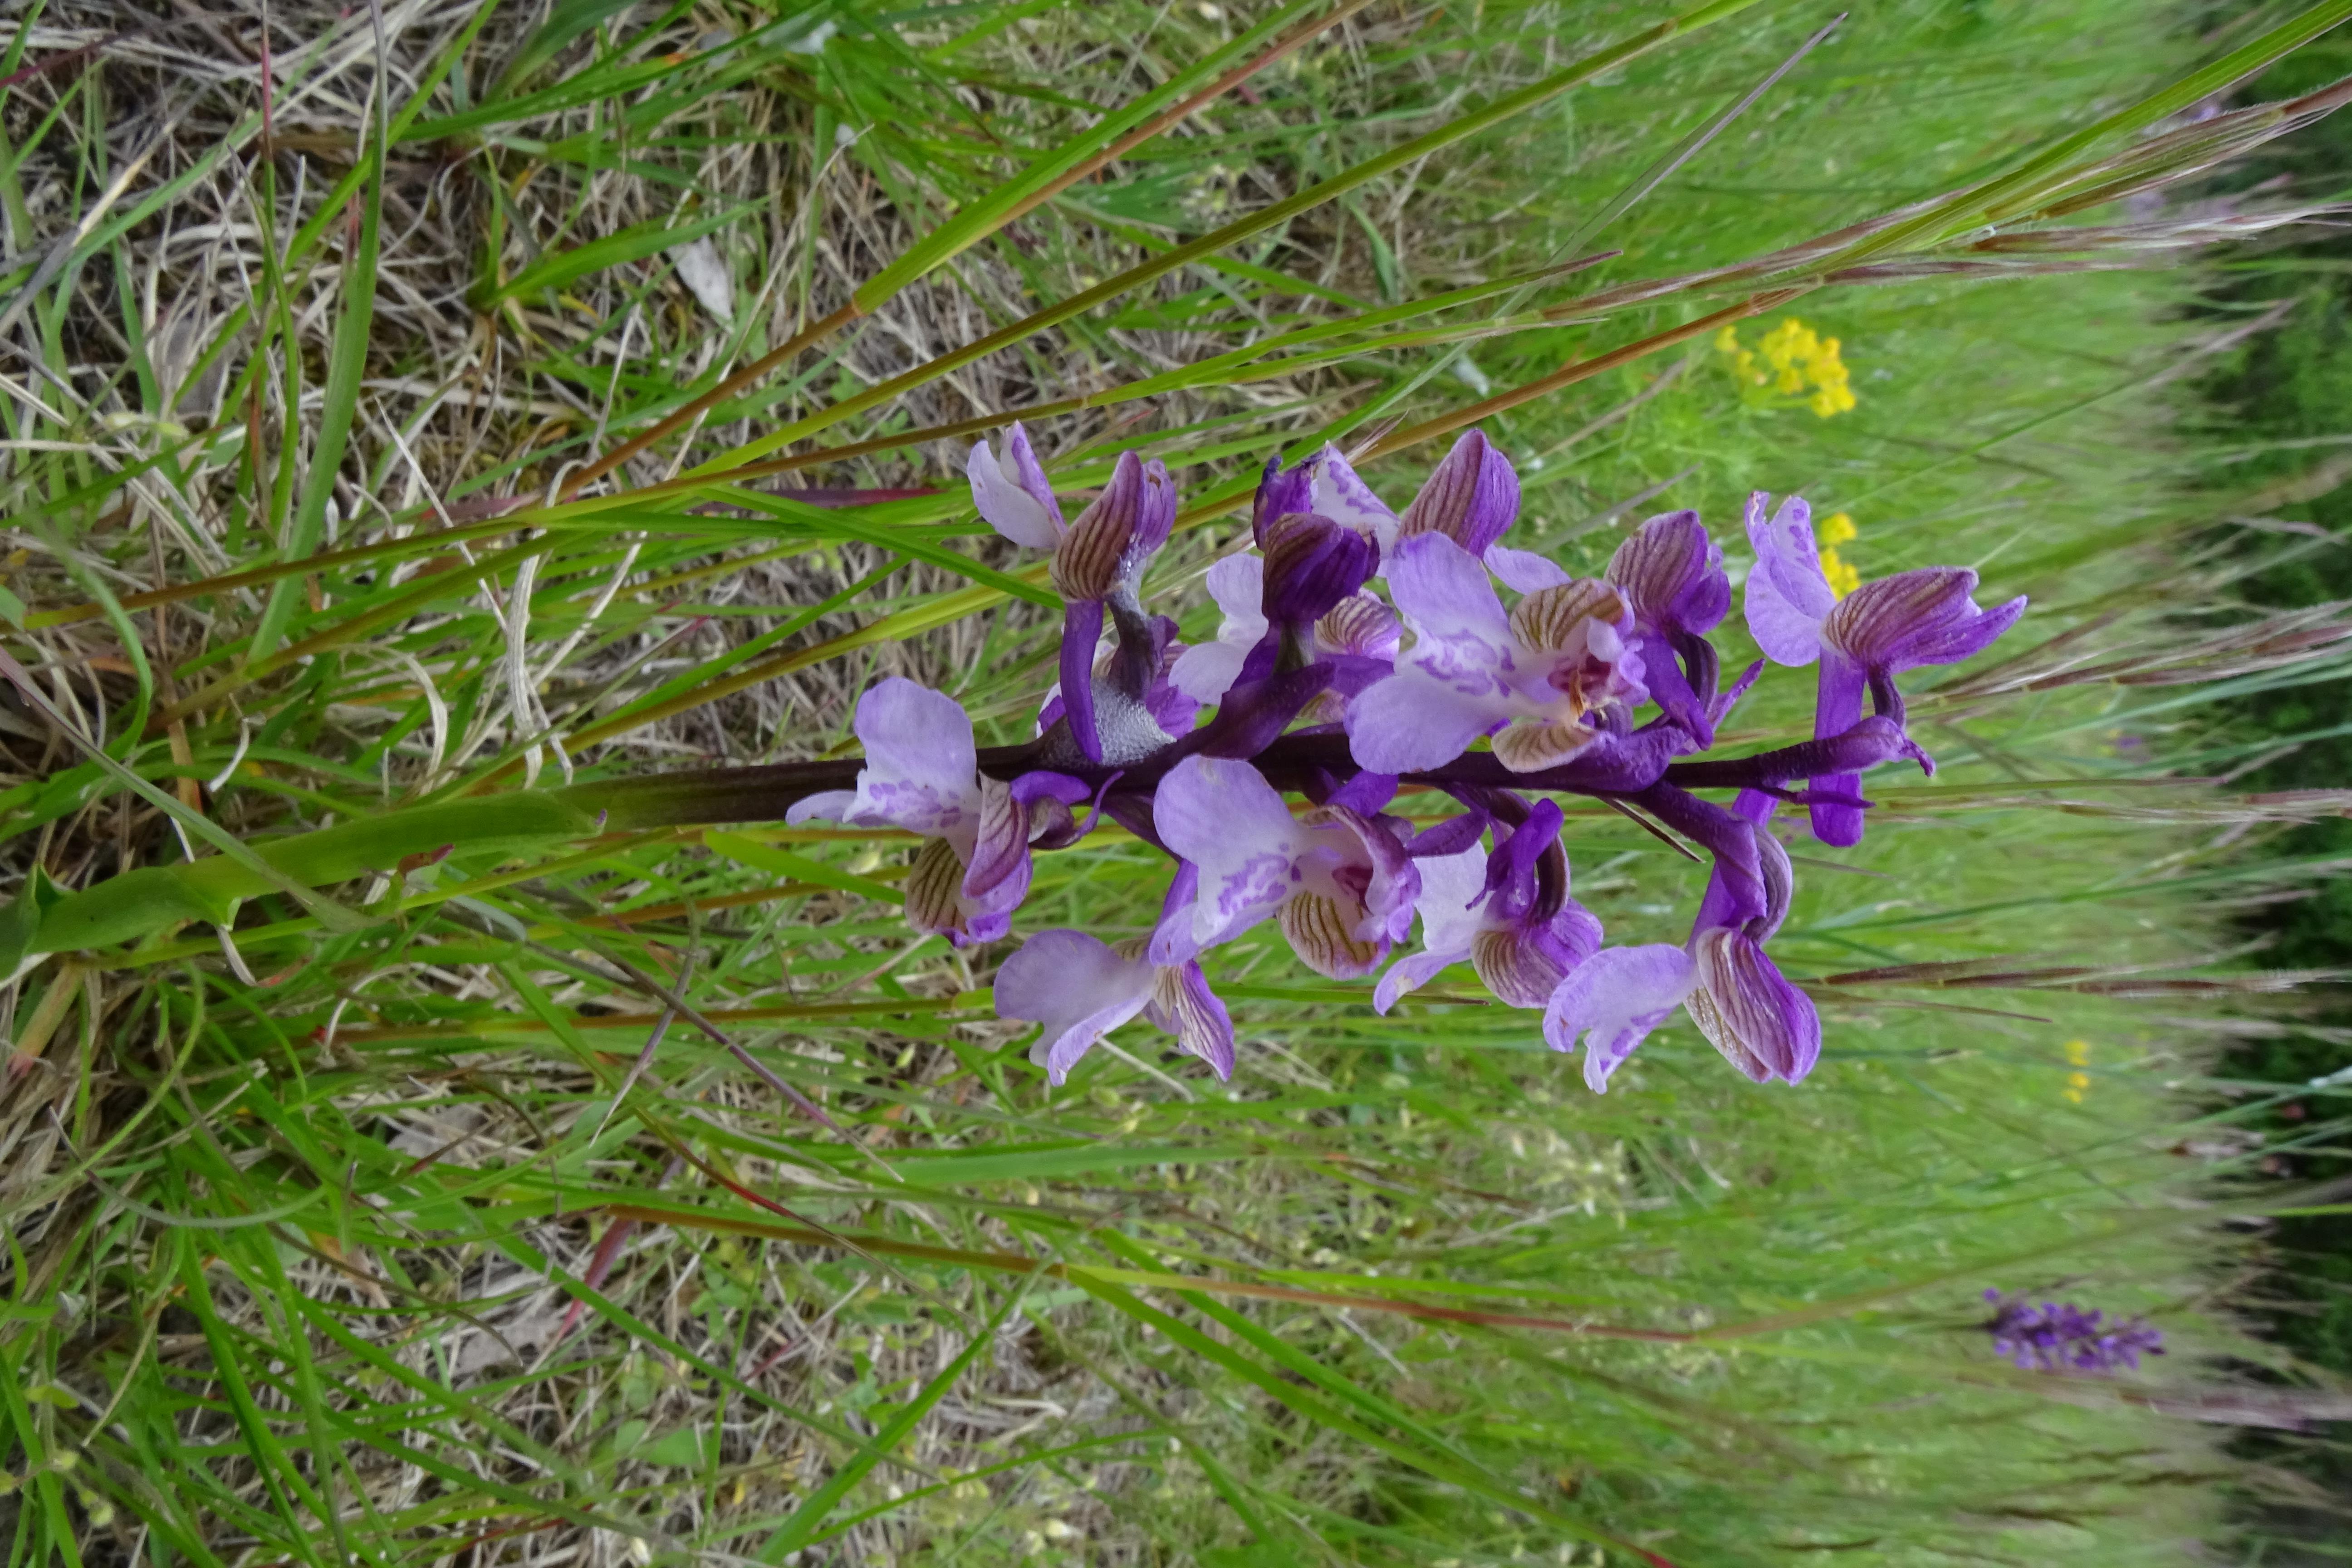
[1307,444,1399,553]
[994,930,1155,1085]
[1542,945,1696,1094]
[1415,845,1490,952]
[1152,756,1308,948]
[1485,544,1572,594]
[1058,599,1107,763]
[1205,552,1267,627]
[1743,492,1834,666]
[1386,533,1512,648]
[1346,665,1510,774]
[844,678,980,836]
[1170,639,1253,705]
[1373,946,1472,1014]
[968,425,1063,550]
[784,789,858,826]
[1809,647,1870,848]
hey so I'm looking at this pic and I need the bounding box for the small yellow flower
[1720,318,1857,417]
[1818,512,1857,546]
[2062,1039,2092,1103]
[1819,548,1859,600]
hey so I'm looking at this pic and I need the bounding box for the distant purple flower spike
[1348,534,1646,775]
[788,678,1084,946]
[968,422,1063,550]
[1984,1290,2165,1374]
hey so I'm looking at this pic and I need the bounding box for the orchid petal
[967,424,1063,550]
[1306,443,1399,553]
[1686,927,1820,1084]
[1152,756,1309,949]
[1147,960,1236,1078]
[1485,544,1572,593]
[1823,568,2027,673]
[1809,647,1870,848]
[827,678,980,836]
[1397,430,1519,557]
[1609,509,1728,636]
[1743,492,1835,666]
[1543,945,1697,1093]
[994,930,1155,1085]
[1347,665,1511,773]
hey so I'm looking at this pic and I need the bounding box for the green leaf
[482,200,756,306]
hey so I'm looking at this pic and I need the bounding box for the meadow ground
[0,0,2348,1563]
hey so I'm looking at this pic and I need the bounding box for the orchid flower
[1542,791,1818,1093]
[1743,491,2026,845]
[1149,754,1419,978]
[968,426,1178,765]
[1374,799,1602,1012]
[1171,552,1400,708]
[994,925,1235,1086]
[1388,429,1573,595]
[1345,532,1648,774]
[1607,509,1736,747]
[785,678,1089,945]
[1254,442,1399,554]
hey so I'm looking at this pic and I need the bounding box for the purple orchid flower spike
[787,678,1089,945]
[1608,510,1732,747]
[967,421,1064,549]
[1150,754,1419,979]
[1542,790,1819,1093]
[1374,799,1602,1012]
[1346,533,1647,774]
[1742,491,2027,846]
[994,926,1235,1086]
[1391,428,1567,594]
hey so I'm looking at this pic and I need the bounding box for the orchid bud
[967,422,1063,550]
[1395,430,1519,556]
[1251,452,1316,544]
[1260,512,1376,626]
[1607,509,1728,636]
[1253,443,1396,550]
[1051,451,1176,603]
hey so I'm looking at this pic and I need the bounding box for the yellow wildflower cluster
[1715,318,1857,417]
[1817,511,1859,599]
[2062,1038,2092,1104]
